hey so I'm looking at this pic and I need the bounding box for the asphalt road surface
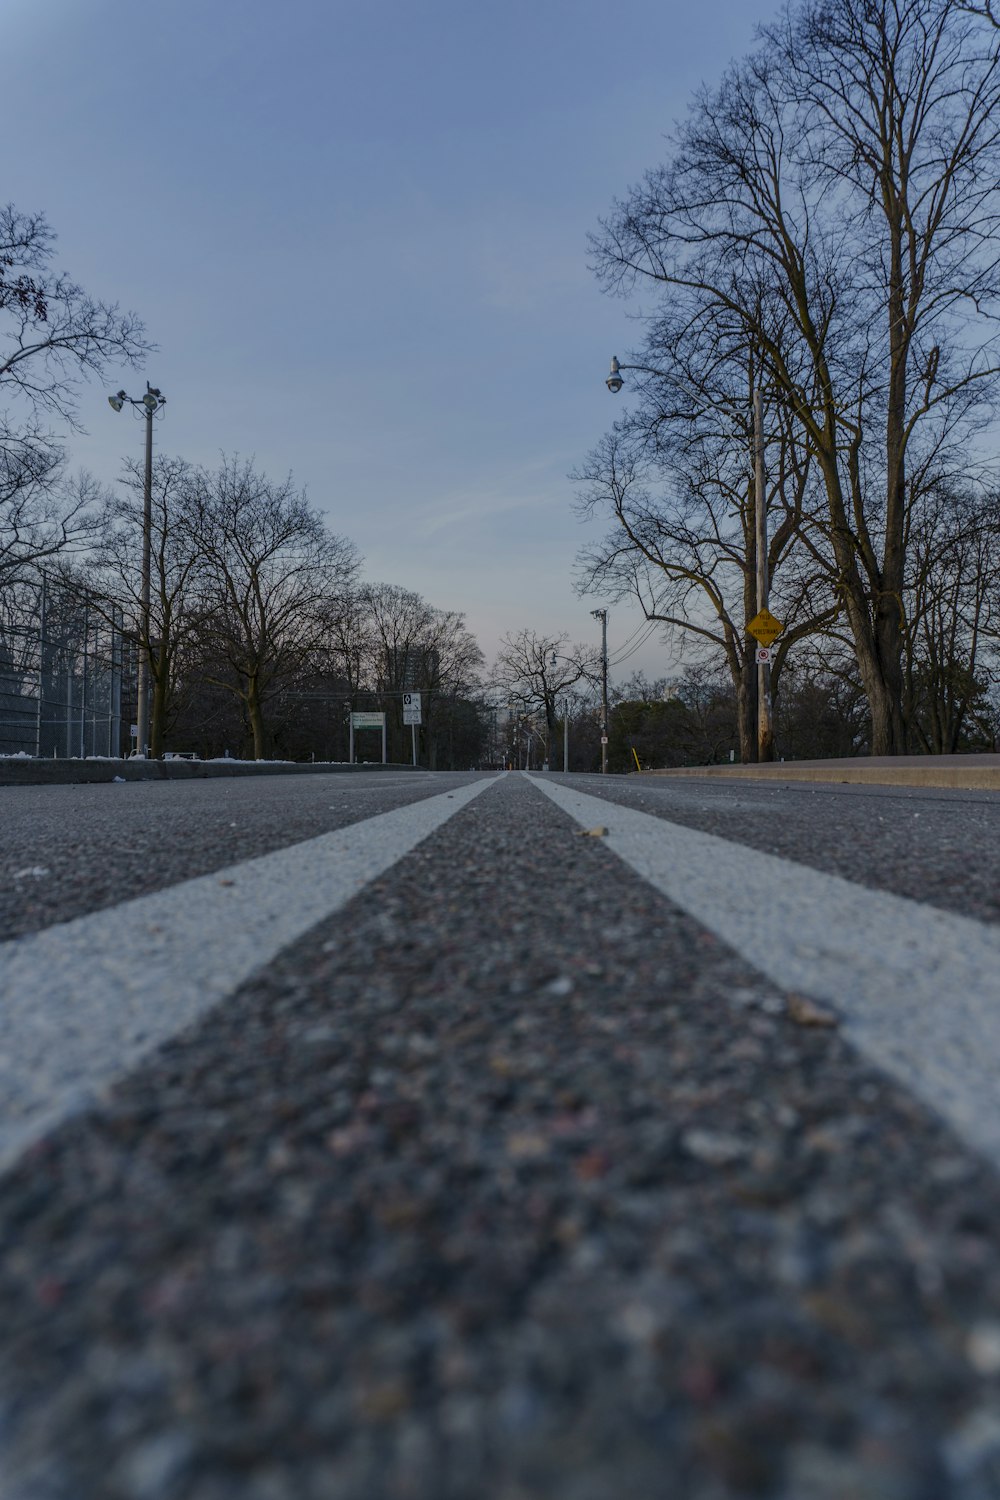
[2,769,1000,1500]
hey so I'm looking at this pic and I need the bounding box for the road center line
[530,774,1000,1168]
[0,776,498,1173]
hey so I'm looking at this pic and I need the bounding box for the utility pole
[591,608,609,774]
[753,389,775,762]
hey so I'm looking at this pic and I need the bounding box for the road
[2,769,1000,1499]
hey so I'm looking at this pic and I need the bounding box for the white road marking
[0,776,497,1173]
[530,775,1000,1167]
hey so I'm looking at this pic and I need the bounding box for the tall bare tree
[186,457,359,759]
[591,0,1000,753]
[0,204,149,586]
[574,312,839,761]
[83,456,202,758]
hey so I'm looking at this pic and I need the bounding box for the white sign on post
[755,646,772,665]
[402,692,422,726]
[351,711,385,729]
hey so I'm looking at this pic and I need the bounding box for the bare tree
[187,457,359,759]
[903,483,1000,750]
[591,0,1000,753]
[492,629,598,764]
[0,205,149,588]
[0,450,99,589]
[0,204,148,431]
[574,314,839,762]
[360,582,485,765]
[83,456,202,758]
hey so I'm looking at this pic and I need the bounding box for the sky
[5,0,771,685]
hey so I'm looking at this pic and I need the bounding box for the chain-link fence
[0,573,136,759]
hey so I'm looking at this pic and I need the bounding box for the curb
[0,760,424,788]
[636,755,1000,792]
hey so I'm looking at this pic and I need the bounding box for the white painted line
[0,776,498,1172]
[530,775,1000,1167]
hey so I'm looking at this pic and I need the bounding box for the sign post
[350,711,387,765]
[403,692,422,767]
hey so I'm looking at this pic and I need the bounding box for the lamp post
[607,356,774,763]
[108,382,165,758]
[752,387,775,762]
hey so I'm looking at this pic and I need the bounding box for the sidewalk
[637,753,1000,791]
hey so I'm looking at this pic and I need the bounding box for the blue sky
[6,0,769,681]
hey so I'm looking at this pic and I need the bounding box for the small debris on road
[681,1127,749,1165]
[576,825,608,837]
[787,992,839,1028]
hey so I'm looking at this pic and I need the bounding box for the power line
[609,618,661,668]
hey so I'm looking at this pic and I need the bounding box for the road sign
[747,607,784,645]
[755,646,773,665]
[351,711,385,729]
[402,692,422,726]
[600,735,609,745]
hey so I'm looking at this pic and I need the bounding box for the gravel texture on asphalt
[3,775,1000,1499]
[0,777,497,1172]
[0,772,480,941]
[566,775,1000,925]
[533,775,1000,1172]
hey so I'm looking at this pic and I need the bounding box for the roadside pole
[403,693,422,768]
[753,389,775,763]
[591,608,609,774]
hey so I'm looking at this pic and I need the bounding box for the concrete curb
[636,754,1000,791]
[0,760,424,788]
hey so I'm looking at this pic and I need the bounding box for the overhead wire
[609,617,661,667]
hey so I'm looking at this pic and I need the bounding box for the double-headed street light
[108,382,166,758]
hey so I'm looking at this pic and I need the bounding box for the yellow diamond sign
[747,607,784,646]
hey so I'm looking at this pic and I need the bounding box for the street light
[605,355,774,762]
[108,381,166,758]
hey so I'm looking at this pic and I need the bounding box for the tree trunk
[737,657,756,763]
[247,678,266,760]
[150,667,168,759]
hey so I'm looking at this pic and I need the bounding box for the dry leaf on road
[787,993,839,1028]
